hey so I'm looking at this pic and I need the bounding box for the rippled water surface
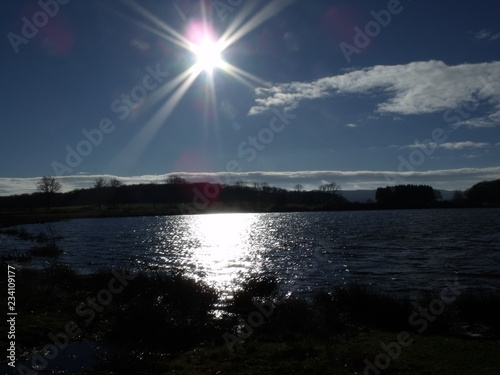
[2,208,500,296]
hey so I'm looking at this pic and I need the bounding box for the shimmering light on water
[187,213,258,289]
[2,209,500,298]
[145,213,261,296]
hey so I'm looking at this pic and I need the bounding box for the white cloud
[439,141,489,150]
[471,29,500,41]
[346,123,357,128]
[401,142,439,150]
[473,29,492,40]
[401,141,490,150]
[2,168,500,196]
[249,60,500,127]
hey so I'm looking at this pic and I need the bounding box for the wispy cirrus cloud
[249,60,500,128]
[2,167,500,196]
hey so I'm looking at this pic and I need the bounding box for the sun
[192,37,224,73]
[115,0,291,160]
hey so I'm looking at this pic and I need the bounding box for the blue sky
[1,0,500,195]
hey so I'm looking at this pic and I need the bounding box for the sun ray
[146,65,201,134]
[121,0,193,50]
[223,62,270,88]
[201,71,222,146]
[205,70,219,124]
[220,0,296,50]
[130,64,198,118]
[111,3,187,50]
[217,0,261,47]
[222,68,262,91]
[110,65,202,168]
[172,1,187,23]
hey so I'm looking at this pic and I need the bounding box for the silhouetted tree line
[465,179,500,206]
[1,178,499,212]
[0,178,347,211]
[375,185,439,208]
[374,180,500,208]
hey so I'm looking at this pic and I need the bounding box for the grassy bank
[1,265,499,374]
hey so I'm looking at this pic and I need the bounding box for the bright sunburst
[192,37,224,73]
[115,0,294,162]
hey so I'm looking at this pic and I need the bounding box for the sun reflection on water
[186,213,258,292]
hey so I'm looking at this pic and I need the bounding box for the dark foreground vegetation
[2,264,499,374]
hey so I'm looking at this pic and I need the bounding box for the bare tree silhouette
[93,177,107,209]
[109,178,123,188]
[36,176,62,209]
[319,182,340,205]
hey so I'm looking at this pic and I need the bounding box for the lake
[2,208,500,298]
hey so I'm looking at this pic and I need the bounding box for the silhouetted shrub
[264,298,314,338]
[230,275,279,314]
[28,242,63,257]
[332,283,413,331]
[105,271,219,352]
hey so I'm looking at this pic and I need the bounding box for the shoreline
[0,202,494,228]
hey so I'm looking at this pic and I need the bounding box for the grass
[91,331,500,375]
[1,266,499,374]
